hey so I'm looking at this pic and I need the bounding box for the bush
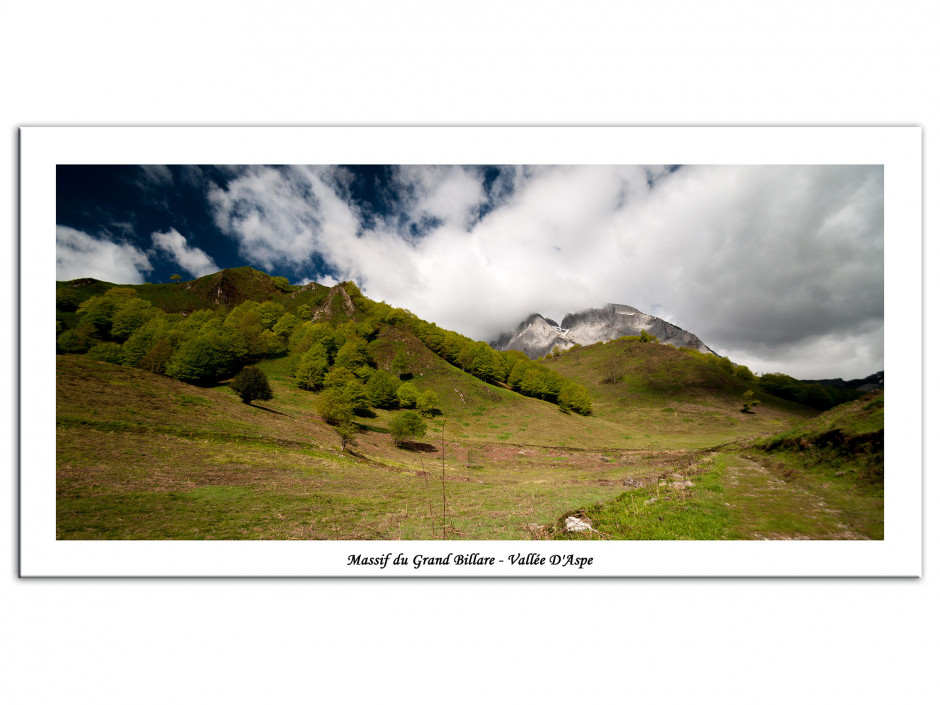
[230,366,274,404]
[741,389,760,414]
[336,421,358,451]
[558,383,593,415]
[389,410,427,447]
[86,342,125,364]
[273,312,300,337]
[57,328,91,353]
[165,326,247,383]
[316,387,355,425]
[110,298,156,341]
[416,390,439,417]
[367,369,400,409]
[56,288,81,312]
[396,381,419,408]
[294,343,330,390]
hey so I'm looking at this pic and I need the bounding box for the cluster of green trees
[56,287,299,384]
[339,284,593,415]
[681,347,862,411]
[286,317,440,423]
[758,373,862,411]
[682,348,756,382]
[57,279,592,418]
[409,321,591,414]
[506,358,593,414]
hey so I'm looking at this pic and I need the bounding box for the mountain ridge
[492,302,716,359]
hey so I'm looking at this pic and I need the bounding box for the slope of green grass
[750,391,884,487]
[55,269,837,541]
[56,351,816,540]
[558,450,882,541]
[542,339,815,447]
[55,355,643,539]
[58,267,334,315]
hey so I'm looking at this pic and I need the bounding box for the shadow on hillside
[358,423,390,434]
[397,441,437,453]
[250,404,289,416]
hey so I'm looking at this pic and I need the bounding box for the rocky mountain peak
[492,303,715,360]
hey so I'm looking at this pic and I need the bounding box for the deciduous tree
[559,383,593,415]
[230,366,274,405]
[741,390,760,413]
[336,421,358,451]
[316,387,354,425]
[396,381,419,408]
[389,410,427,447]
[391,350,410,379]
[416,390,439,417]
[86,342,124,364]
[367,369,400,409]
[294,343,330,390]
[164,326,247,383]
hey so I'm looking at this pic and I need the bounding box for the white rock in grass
[565,516,593,532]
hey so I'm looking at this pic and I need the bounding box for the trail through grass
[561,452,883,540]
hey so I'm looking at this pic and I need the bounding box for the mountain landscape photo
[54,164,885,541]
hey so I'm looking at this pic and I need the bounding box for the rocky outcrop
[493,303,715,359]
[311,283,357,322]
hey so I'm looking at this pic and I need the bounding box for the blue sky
[56,164,884,379]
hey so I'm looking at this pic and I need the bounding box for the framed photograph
[22,126,921,576]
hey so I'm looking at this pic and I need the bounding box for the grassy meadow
[57,343,882,540]
[55,270,883,541]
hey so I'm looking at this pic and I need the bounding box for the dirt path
[721,454,870,539]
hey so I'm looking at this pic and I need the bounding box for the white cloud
[207,165,360,273]
[391,166,488,230]
[203,164,883,379]
[151,228,218,278]
[56,225,152,284]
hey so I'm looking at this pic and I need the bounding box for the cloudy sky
[56,164,883,380]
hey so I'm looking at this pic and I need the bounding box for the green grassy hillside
[751,391,884,485]
[555,392,884,541]
[56,267,868,541]
[57,267,333,315]
[56,354,689,539]
[541,338,814,448]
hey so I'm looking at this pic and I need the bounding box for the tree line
[682,348,863,410]
[341,283,592,415]
[55,279,593,417]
